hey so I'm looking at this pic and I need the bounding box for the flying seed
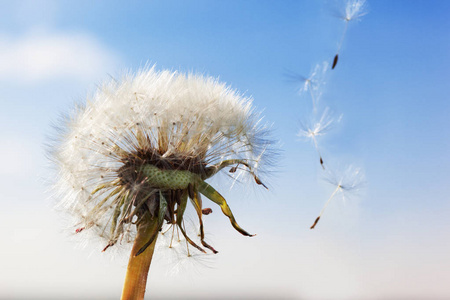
[332,54,339,69]
[310,216,320,229]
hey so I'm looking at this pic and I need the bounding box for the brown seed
[332,54,339,69]
[310,216,321,229]
[202,208,213,215]
[254,177,268,189]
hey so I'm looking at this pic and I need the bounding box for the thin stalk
[332,21,349,69]
[307,81,317,112]
[121,211,159,300]
[311,134,324,169]
[337,21,349,55]
[310,185,341,229]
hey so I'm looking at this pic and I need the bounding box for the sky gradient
[1,1,449,299]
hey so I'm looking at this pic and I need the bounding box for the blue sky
[1,1,449,299]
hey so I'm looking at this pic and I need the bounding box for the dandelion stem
[307,81,317,112]
[121,211,159,300]
[310,185,341,229]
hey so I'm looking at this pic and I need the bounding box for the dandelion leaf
[198,180,254,237]
[188,184,218,253]
[204,159,267,189]
[176,190,206,253]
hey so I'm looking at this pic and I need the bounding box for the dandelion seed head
[298,107,338,139]
[310,165,364,229]
[324,165,365,198]
[49,67,273,255]
[344,0,367,22]
[286,62,329,99]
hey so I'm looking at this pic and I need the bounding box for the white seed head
[49,67,272,251]
[285,62,329,108]
[302,62,328,94]
[324,164,365,199]
[343,0,367,22]
[310,164,365,229]
[298,107,339,140]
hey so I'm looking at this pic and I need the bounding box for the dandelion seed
[310,165,364,229]
[284,62,329,111]
[332,0,367,69]
[343,0,367,22]
[332,54,339,70]
[298,107,339,169]
[202,208,213,215]
[49,67,273,300]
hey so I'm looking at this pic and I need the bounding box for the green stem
[121,212,159,300]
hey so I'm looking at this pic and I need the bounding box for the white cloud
[0,31,121,84]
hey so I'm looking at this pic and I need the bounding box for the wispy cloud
[0,31,121,84]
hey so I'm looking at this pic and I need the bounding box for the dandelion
[332,0,367,69]
[285,62,328,111]
[49,67,272,300]
[298,107,339,169]
[310,165,364,229]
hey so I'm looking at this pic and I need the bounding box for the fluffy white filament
[50,67,270,250]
